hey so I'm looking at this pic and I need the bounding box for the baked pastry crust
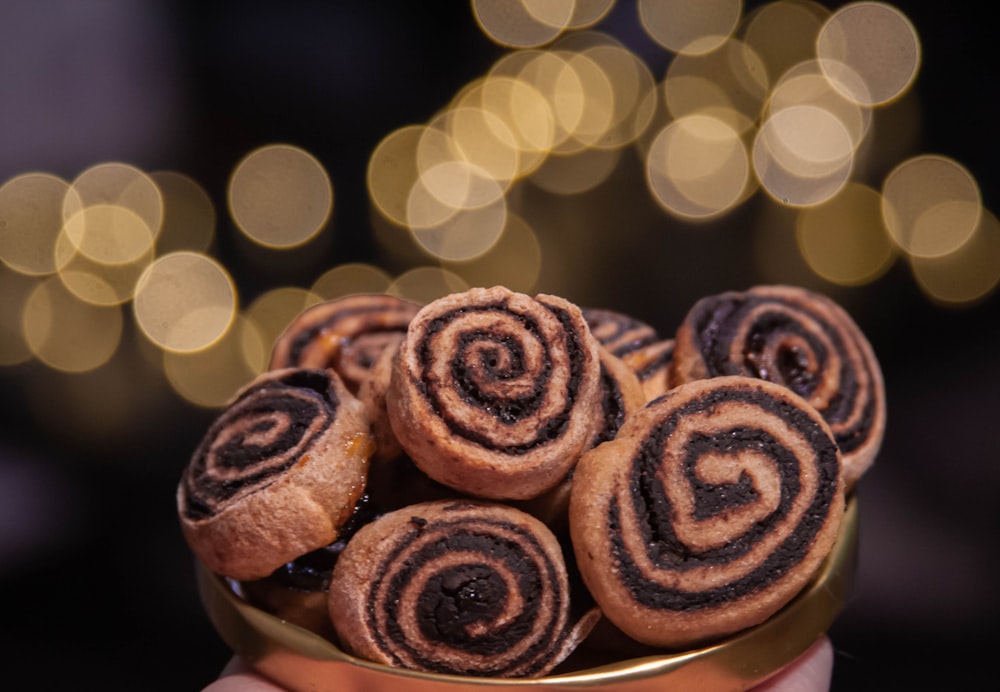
[328,500,597,677]
[269,293,420,393]
[387,286,603,500]
[671,284,885,487]
[570,375,845,649]
[177,368,373,580]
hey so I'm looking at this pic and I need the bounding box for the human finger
[752,636,834,692]
[201,657,287,692]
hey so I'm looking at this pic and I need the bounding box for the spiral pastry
[240,492,381,638]
[671,285,885,487]
[569,376,845,649]
[581,307,660,361]
[516,346,646,533]
[268,293,421,393]
[328,500,598,677]
[355,331,406,464]
[177,368,374,581]
[387,286,603,500]
[591,346,648,449]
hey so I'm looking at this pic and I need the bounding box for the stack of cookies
[177,284,884,678]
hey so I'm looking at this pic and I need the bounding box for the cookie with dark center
[386,286,603,500]
[328,500,599,677]
[570,375,845,650]
[269,293,421,394]
[671,284,885,487]
[177,368,374,580]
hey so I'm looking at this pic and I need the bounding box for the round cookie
[589,345,648,449]
[386,286,603,500]
[581,307,660,361]
[328,500,598,678]
[581,307,674,401]
[268,293,421,393]
[517,346,647,533]
[355,331,406,464]
[177,368,374,581]
[569,375,845,650]
[670,284,885,488]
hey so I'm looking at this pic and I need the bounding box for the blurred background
[0,0,997,688]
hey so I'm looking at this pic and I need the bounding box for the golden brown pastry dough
[387,286,603,500]
[570,375,844,649]
[177,368,373,580]
[328,500,598,677]
[671,284,885,487]
[269,293,420,393]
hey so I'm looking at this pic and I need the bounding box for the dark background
[1,1,997,689]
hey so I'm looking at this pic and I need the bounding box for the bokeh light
[816,1,920,107]
[22,276,123,373]
[164,314,263,408]
[472,0,574,48]
[62,162,163,243]
[662,38,769,135]
[452,75,554,178]
[0,0,995,440]
[741,0,830,85]
[639,0,742,55]
[646,114,750,219]
[53,215,155,307]
[881,154,981,258]
[444,212,543,293]
[228,143,333,248]
[753,104,854,206]
[133,251,237,353]
[242,286,322,372]
[408,176,508,261]
[0,266,37,366]
[387,267,469,304]
[796,182,897,285]
[765,60,872,156]
[60,203,155,266]
[0,172,73,277]
[368,125,427,228]
[529,146,621,195]
[552,32,658,149]
[566,0,616,29]
[910,208,1000,306]
[149,170,216,255]
[310,263,394,300]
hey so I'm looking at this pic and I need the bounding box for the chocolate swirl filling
[582,308,660,360]
[180,369,338,521]
[688,291,876,455]
[414,299,585,454]
[272,295,419,391]
[363,512,569,677]
[593,361,629,447]
[609,384,840,611]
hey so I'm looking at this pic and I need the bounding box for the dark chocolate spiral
[591,346,646,448]
[388,286,602,500]
[582,307,660,361]
[671,285,884,487]
[569,376,845,649]
[269,293,421,393]
[328,501,595,678]
[177,368,373,581]
[180,369,338,521]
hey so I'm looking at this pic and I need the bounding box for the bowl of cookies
[180,284,882,690]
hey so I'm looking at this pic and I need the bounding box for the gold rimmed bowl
[197,496,858,691]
